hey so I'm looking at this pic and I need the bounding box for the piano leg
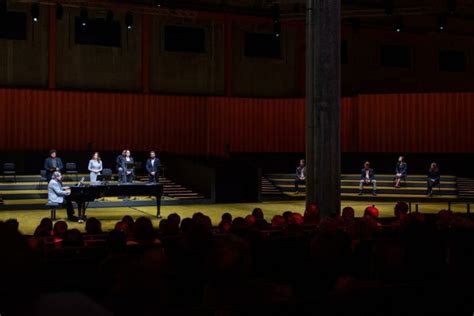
[155,194,162,219]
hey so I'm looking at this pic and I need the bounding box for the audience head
[85,217,102,234]
[342,207,355,222]
[168,213,181,226]
[218,221,232,234]
[245,214,256,226]
[251,208,264,220]
[292,212,304,225]
[49,149,57,158]
[364,205,379,219]
[271,215,286,227]
[283,211,293,222]
[394,202,409,218]
[53,220,68,237]
[133,217,156,244]
[62,229,84,247]
[221,212,232,223]
[5,219,19,232]
[304,203,320,224]
[180,217,193,234]
[122,215,134,231]
[39,217,53,231]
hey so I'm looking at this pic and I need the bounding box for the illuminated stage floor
[0,200,469,235]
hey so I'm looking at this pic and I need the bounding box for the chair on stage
[65,162,78,181]
[101,168,113,182]
[38,169,47,189]
[2,163,17,182]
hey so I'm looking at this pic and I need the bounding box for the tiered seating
[263,173,459,201]
[0,174,207,210]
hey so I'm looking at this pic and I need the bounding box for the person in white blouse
[88,152,103,182]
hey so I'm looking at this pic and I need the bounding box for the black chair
[2,163,16,182]
[65,162,78,181]
[38,169,47,189]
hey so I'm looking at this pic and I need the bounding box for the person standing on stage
[48,171,81,222]
[359,161,377,196]
[88,152,103,182]
[294,159,306,194]
[44,149,64,182]
[117,149,135,183]
[394,156,407,188]
[146,150,161,183]
[427,162,440,197]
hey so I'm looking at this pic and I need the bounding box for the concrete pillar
[305,0,341,218]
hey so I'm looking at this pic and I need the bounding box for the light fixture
[125,12,133,30]
[447,0,456,14]
[273,4,280,38]
[79,7,88,27]
[31,3,39,22]
[394,16,403,32]
[438,14,447,31]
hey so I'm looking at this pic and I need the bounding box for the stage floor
[1,200,470,235]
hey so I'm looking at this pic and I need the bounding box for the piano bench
[46,202,60,220]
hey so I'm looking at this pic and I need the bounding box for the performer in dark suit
[427,162,440,196]
[359,161,376,196]
[117,150,135,184]
[294,159,306,194]
[146,150,161,183]
[394,156,407,188]
[44,149,64,182]
[116,149,127,183]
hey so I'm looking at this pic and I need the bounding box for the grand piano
[69,183,163,218]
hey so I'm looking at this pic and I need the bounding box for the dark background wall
[1,5,474,96]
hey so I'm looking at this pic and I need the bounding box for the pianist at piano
[47,171,81,222]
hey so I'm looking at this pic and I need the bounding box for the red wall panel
[0,89,472,155]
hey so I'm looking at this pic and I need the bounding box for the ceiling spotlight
[125,12,133,30]
[273,4,280,38]
[56,3,63,20]
[394,16,403,32]
[447,0,456,14]
[79,7,88,27]
[154,0,164,7]
[31,3,39,22]
[437,14,447,31]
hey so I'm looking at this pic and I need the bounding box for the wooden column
[305,0,341,217]
[224,18,233,97]
[48,5,57,90]
[141,14,150,94]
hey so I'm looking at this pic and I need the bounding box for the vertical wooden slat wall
[0,88,472,155]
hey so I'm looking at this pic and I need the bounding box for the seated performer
[427,162,440,196]
[116,149,127,183]
[44,149,64,182]
[146,150,161,183]
[359,161,377,196]
[394,156,407,188]
[48,171,81,222]
[88,152,103,182]
[294,159,306,194]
